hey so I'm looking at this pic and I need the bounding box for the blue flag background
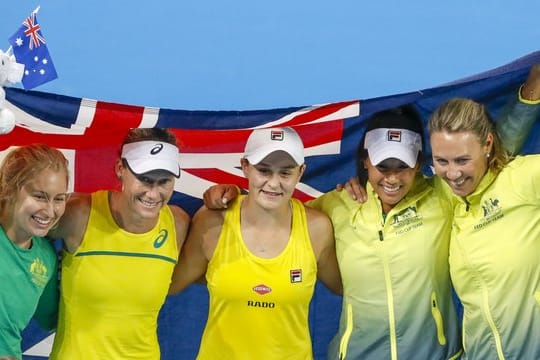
[2,50,540,359]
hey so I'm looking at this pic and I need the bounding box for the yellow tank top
[197,196,317,360]
[50,190,178,360]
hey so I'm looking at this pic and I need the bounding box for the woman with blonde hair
[0,144,69,360]
[428,97,540,360]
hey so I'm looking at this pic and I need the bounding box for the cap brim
[127,158,180,177]
[367,143,418,168]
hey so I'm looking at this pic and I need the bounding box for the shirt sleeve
[496,86,540,156]
[508,155,540,203]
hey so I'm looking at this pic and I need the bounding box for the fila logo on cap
[150,143,164,155]
[387,130,402,142]
[270,130,284,141]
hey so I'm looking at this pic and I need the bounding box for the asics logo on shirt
[153,229,168,248]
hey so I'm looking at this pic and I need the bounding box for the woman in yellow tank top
[169,127,342,360]
[48,128,191,360]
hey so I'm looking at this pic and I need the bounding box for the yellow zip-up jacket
[310,175,461,360]
[449,155,540,360]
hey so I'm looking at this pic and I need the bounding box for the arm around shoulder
[48,192,92,253]
[168,204,190,253]
[168,206,223,295]
[305,206,342,295]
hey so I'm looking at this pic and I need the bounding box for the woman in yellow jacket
[309,106,462,360]
[428,96,540,360]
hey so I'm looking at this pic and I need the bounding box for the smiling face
[365,157,419,214]
[117,160,176,220]
[430,130,492,197]
[242,151,305,210]
[6,167,68,245]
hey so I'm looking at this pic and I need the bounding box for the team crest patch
[290,269,302,283]
[253,284,272,295]
[30,258,48,287]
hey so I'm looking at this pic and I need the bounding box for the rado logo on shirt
[247,300,276,308]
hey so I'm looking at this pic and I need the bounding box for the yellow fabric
[50,190,178,360]
[197,196,317,360]
[449,155,540,360]
[310,175,461,360]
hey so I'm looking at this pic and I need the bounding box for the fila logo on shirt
[290,269,302,283]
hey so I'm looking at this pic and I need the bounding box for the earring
[486,153,490,158]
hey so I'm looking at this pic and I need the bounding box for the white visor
[243,127,304,165]
[122,141,180,177]
[364,128,422,168]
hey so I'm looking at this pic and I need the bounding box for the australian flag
[2,48,540,360]
[8,9,58,89]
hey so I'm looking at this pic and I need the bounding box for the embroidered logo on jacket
[474,198,503,230]
[30,258,49,288]
[290,269,302,283]
[390,206,423,235]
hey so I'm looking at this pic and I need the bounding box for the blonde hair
[0,144,69,213]
[427,98,510,173]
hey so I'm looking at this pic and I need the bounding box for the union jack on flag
[4,50,540,360]
[3,50,540,216]
[22,12,46,50]
[8,8,58,90]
